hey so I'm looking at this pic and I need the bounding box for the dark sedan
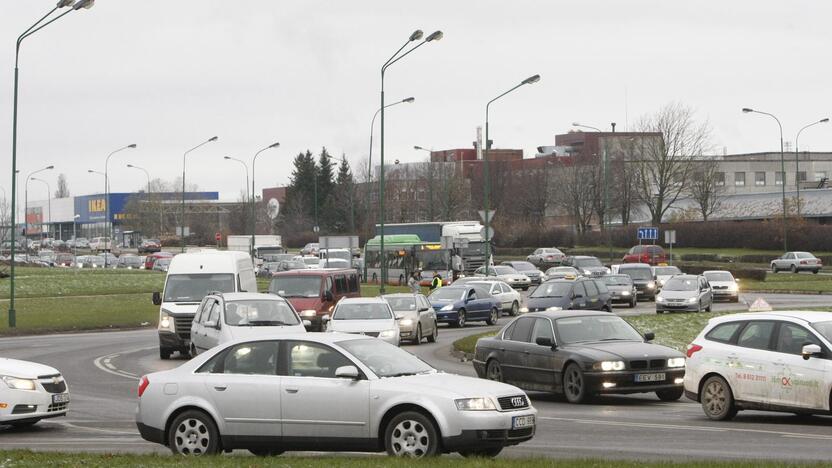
[428,286,500,328]
[473,311,686,403]
[600,274,637,308]
[523,278,611,313]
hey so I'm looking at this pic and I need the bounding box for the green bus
[364,234,451,286]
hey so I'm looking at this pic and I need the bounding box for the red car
[622,245,668,265]
[144,251,173,270]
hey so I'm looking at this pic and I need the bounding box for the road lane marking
[539,416,832,440]
[92,346,155,380]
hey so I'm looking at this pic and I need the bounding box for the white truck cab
[152,251,257,359]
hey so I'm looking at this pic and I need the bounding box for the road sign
[267,198,280,219]
[478,210,496,224]
[637,227,658,240]
[480,226,495,240]
[664,230,676,244]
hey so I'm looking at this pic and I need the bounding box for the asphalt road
[3,292,832,460]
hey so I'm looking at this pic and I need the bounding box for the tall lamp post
[367,97,415,221]
[9,0,94,328]
[795,118,829,217]
[223,156,250,254]
[483,74,540,275]
[104,144,136,264]
[181,136,218,252]
[24,165,53,248]
[573,122,615,264]
[251,142,280,258]
[742,108,787,251]
[126,163,151,195]
[30,177,51,240]
[379,30,442,293]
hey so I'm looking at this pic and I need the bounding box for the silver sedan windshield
[339,339,435,377]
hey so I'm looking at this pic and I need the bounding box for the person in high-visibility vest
[430,273,442,291]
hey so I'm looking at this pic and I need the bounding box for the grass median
[0,451,824,468]
[741,273,832,293]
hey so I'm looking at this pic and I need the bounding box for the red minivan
[269,269,361,331]
[144,251,174,270]
[622,245,668,266]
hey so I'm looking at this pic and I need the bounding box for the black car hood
[526,296,570,310]
[562,340,683,361]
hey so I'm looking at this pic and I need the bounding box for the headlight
[440,304,454,311]
[688,297,698,303]
[593,361,625,371]
[647,282,656,289]
[583,270,591,275]
[300,309,317,317]
[729,284,739,292]
[519,307,529,313]
[546,306,562,311]
[455,397,496,411]
[399,319,414,326]
[379,329,398,338]
[659,279,666,286]
[656,295,664,302]
[621,291,631,296]
[2,376,36,391]
[667,358,685,368]
[158,311,174,332]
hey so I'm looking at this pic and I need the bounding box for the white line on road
[92,346,155,380]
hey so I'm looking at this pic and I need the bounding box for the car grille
[712,286,728,290]
[629,359,667,370]
[48,402,68,413]
[497,395,529,410]
[174,315,194,339]
[665,298,687,303]
[348,331,380,337]
[39,379,67,394]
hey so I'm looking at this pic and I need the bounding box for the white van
[152,251,257,359]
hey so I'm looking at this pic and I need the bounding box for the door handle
[285,387,299,394]
[213,386,227,391]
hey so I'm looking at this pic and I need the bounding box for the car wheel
[168,410,221,456]
[510,301,519,316]
[486,359,503,382]
[486,308,499,325]
[656,387,684,401]
[563,363,588,404]
[630,298,637,308]
[189,344,197,357]
[771,264,778,273]
[384,411,439,458]
[456,309,466,328]
[813,269,820,275]
[249,448,284,457]
[522,286,529,291]
[9,421,38,428]
[705,301,712,312]
[459,447,503,458]
[790,265,797,274]
[399,275,404,286]
[701,375,738,421]
[427,322,438,343]
[696,301,703,313]
[602,304,612,313]
[160,348,172,360]
[413,325,422,346]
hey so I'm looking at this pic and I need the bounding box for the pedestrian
[451,252,464,282]
[430,272,442,291]
[408,270,421,294]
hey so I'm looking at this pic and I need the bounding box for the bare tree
[55,173,70,198]
[551,162,595,233]
[688,158,725,221]
[633,102,713,225]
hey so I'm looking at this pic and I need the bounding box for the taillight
[138,375,149,397]
[686,343,703,358]
[800,260,807,265]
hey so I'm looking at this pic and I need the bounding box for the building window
[797,171,807,182]
[755,172,766,186]
[815,171,827,182]
[715,172,725,186]
[734,172,746,187]
[775,171,785,186]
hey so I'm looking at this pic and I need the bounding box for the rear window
[705,322,743,343]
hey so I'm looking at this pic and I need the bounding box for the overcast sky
[2,0,831,206]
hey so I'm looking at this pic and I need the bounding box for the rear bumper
[137,422,166,444]
[656,302,698,312]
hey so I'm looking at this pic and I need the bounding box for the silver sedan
[136,333,536,458]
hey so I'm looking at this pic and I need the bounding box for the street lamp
[9,0,94,328]
[251,142,280,258]
[795,118,830,217]
[30,177,51,240]
[104,144,136,264]
[126,164,151,195]
[181,136,218,252]
[73,214,80,259]
[742,107,787,251]
[223,156,250,202]
[572,122,615,264]
[483,74,541,275]
[378,30,441,293]
[24,165,53,249]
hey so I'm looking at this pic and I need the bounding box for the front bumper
[507,280,531,289]
[159,331,188,351]
[435,310,460,324]
[610,293,635,304]
[0,389,70,423]
[712,290,739,300]
[634,286,656,298]
[442,408,537,452]
[584,369,685,394]
[656,301,699,312]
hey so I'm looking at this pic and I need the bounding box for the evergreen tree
[283,150,317,226]
[333,155,355,233]
[317,147,336,230]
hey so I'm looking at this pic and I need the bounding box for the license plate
[52,393,70,404]
[512,415,535,429]
[635,373,665,383]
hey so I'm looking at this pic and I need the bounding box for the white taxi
[685,311,832,420]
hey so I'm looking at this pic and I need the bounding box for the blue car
[428,285,500,328]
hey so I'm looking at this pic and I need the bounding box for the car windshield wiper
[597,338,638,342]
[384,372,419,378]
[532,295,562,298]
[248,321,293,326]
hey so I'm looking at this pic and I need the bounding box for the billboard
[74,192,219,224]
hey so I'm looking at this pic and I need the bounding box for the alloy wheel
[173,418,211,455]
[389,419,430,457]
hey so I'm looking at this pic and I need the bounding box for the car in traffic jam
[429,286,501,327]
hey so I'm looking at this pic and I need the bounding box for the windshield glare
[430,288,465,301]
[532,282,572,298]
[269,276,322,298]
[385,297,416,311]
[225,300,299,326]
[339,338,434,378]
[556,315,643,344]
[663,277,698,291]
[603,275,632,286]
[705,272,734,282]
[333,303,392,320]
[164,273,235,302]
[574,258,602,268]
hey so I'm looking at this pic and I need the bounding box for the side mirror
[152,292,162,306]
[573,293,583,299]
[324,290,334,302]
[644,332,655,342]
[802,344,822,360]
[419,307,430,312]
[535,336,555,348]
[302,319,312,328]
[322,314,331,323]
[335,365,360,380]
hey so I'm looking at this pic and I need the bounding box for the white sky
[2,0,830,204]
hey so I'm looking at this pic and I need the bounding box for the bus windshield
[416,249,449,271]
